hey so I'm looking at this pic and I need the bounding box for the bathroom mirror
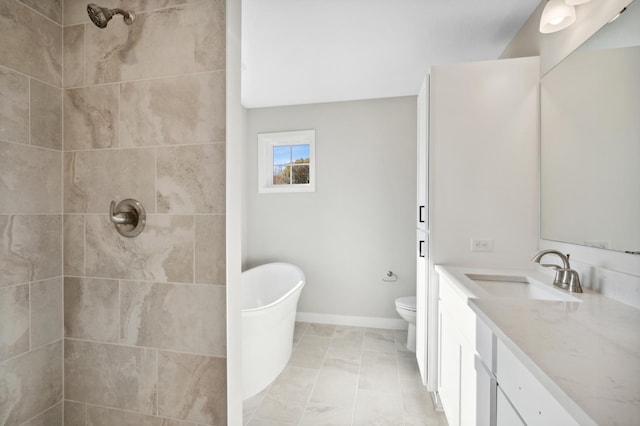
[540,0,640,253]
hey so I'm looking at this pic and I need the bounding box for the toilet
[395,296,417,352]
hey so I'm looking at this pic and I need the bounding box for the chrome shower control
[110,199,145,237]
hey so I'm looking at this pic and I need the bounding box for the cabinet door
[416,76,429,231]
[496,385,525,426]
[416,230,428,384]
[472,355,496,426]
[459,340,476,426]
[439,304,461,426]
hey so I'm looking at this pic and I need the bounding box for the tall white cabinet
[428,56,540,425]
[415,76,429,386]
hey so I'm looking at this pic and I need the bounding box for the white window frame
[258,129,316,194]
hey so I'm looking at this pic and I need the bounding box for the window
[258,130,316,193]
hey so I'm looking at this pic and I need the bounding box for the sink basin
[465,273,581,302]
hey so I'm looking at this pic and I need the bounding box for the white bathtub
[242,262,305,400]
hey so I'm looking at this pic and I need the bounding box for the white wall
[429,56,541,270]
[502,0,640,306]
[245,97,417,321]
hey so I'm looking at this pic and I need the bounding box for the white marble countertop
[435,265,640,426]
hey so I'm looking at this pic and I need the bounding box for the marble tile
[300,403,353,426]
[195,215,226,285]
[247,420,295,426]
[63,400,86,426]
[0,142,62,214]
[86,405,201,426]
[63,25,84,88]
[0,67,29,144]
[247,323,441,425]
[293,322,310,345]
[309,357,358,408]
[192,0,225,73]
[288,335,331,369]
[158,351,226,424]
[0,340,63,426]
[19,0,63,24]
[243,387,269,424]
[64,149,155,213]
[64,84,119,150]
[358,351,400,394]
[254,366,317,424]
[0,215,62,287]
[352,390,403,426]
[85,215,193,282]
[120,281,226,355]
[394,329,412,355]
[63,0,202,26]
[85,1,224,84]
[64,277,119,342]
[63,214,85,276]
[333,325,367,343]
[401,389,444,423]
[306,324,336,337]
[64,339,157,414]
[404,415,449,426]
[363,328,397,353]
[31,277,63,348]
[0,0,62,87]
[22,401,63,426]
[157,144,225,214]
[0,284,29,362]
[398,353,421,380]
[121,72,225,147]
[30,79,63,150]
[328,326,364,357]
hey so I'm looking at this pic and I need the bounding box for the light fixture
[565,0,592,5]
[539,0,577,34]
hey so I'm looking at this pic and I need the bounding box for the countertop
[435,265,640,426]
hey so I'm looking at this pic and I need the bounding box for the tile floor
[243,322,449,426]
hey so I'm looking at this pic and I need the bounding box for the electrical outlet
[471,239,494,252]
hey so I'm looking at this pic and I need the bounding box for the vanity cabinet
[437,273,581,426]
[438,275,493,426]
[438,304,461,426]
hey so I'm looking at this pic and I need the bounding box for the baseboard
[296,311,407,330]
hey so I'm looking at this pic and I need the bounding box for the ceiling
[241,0,542,108]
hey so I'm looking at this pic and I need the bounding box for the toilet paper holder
[382,270,398,282]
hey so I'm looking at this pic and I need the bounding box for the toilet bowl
[395,296,417,352]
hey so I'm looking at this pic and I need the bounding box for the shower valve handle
[110,201,136,224]
[109,199,146,237]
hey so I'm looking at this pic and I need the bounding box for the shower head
[87,3,135,28]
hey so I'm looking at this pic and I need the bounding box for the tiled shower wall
[0,0,64,424]
[1,0,227,425]
[61,0,227,425]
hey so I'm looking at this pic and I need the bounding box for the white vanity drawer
[496,384,525,426]
[496,340,579,426]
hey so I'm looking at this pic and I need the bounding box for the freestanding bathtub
[241,262,305,399]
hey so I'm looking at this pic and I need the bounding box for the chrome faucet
[531,249,583,293]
